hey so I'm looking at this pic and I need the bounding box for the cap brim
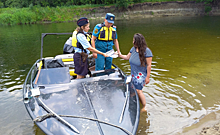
[107,20,114,24]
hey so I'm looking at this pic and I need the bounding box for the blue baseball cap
[77,17,89,27]
[105,13,115,24]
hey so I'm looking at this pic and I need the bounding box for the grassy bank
[0,0,210,25]
[0,5,95,25]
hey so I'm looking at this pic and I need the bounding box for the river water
[0,16,220,135]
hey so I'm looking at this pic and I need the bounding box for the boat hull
[23,63,140,135]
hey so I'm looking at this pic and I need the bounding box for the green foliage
[196,0,214,14]
[205,5,212,13]
[0,2,4,8]
[0,13,14,25]
[0,0,217,25]
[151,11,154,15]
[116,0,129,8]
[0,4,96,25]
[0,0,203,8]
[196,0,213,4]
[133,0,143,3]
[0,8,37,25]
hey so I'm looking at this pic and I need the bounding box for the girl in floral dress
[119,33,153,112]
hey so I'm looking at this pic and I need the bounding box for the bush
[116,0,129,8]
[0,13,15,25]
[205,6,212,13]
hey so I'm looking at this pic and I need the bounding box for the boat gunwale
[23,32,140,135]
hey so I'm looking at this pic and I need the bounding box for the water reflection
[0,16,220,135]
[0,67,27,92]
[117,44,220,134]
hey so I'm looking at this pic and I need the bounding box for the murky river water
[0,16,220,135]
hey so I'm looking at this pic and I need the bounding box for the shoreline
[1,1,219,25]
[82,1,220,21]
[178,111,220,135]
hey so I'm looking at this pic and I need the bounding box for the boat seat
[54,54,77,77]
[41,58,65,69]
[55,54,74,67]
[91,69,117,77]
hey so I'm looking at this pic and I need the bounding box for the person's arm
[113,39,121,55]
[77,34,107,57]
[145,57,152,84]
[119,52,131,60]
[87,47,108,57]
[91,35,97,58]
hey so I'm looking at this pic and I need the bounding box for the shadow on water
[0,16,220,135]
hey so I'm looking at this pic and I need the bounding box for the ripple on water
[126,61,210,134]
[0,68,26,92]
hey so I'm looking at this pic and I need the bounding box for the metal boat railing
[23,59,42,103]
[23,32,140,135]
[41,33,72,59]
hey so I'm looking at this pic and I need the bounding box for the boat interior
[23,33,139,135]
[32,53,125,86]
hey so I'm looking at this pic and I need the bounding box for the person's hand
[103,53,109,57]
[118,53,122,58]
[145,77,150,85]
[118,53,121,58]
[93,53,97,58]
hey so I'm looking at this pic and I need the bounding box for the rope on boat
[36,98,80,134]
[34,113,133,135]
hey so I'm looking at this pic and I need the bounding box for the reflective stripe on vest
[98,25,116,41]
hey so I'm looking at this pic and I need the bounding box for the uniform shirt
[129,47,153,90]
[75,33,91,54]
[92,23,118,52]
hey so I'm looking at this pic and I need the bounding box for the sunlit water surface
[0,16,220,135]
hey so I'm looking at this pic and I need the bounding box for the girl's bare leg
[136,89,147,112]
[77,75,84,79]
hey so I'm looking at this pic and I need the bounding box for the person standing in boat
[91,13,121,71]
[119,33,153,112]
[73,17,108,79]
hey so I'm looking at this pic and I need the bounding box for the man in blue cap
[91,13,121,71]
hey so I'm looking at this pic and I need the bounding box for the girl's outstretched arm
[119,52,131,60]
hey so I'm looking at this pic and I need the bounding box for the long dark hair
[133,33,148,67]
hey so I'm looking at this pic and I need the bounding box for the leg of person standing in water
[136,89,147,112]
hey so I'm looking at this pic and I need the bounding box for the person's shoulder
[145,47,153,56]
[130,47,135,52]
[76,33,85,38]
[95,23,102,28]
[93,24,102,35]
[112,25,117,30]
[146,47,152,52]
[73,30,77,34]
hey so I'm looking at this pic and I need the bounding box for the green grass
[0,0,200,25]
[0,5,96,25]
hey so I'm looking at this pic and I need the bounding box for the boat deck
[26,68,139,135]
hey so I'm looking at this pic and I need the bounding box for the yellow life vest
[71,30,91,47]
[98,24,116,41]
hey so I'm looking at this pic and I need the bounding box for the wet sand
[177,111,220,135]
[198,123,220,135]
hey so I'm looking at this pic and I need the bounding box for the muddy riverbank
[83,1,220,21]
